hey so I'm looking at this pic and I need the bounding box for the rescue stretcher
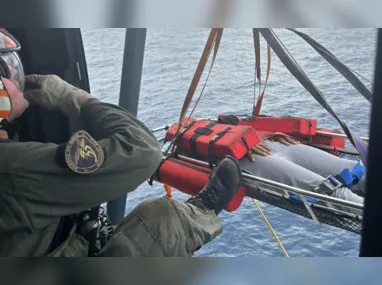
[151,115,365,235]
[147,28,370,236]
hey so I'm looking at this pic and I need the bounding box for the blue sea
[81,28,377,257]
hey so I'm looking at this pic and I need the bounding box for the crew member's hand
[269,135,300,146]
[2,77,29,121]
[247,140,273,161]
[24,74,91,118]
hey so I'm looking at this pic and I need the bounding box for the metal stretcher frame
[153,120,365,234]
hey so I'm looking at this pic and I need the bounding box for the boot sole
[221,155,243,194]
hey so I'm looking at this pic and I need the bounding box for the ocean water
[81,28,377,257]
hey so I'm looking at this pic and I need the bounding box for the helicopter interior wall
[6,28,90,144]
[7,29,70,78]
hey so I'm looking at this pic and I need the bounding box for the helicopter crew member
[0,29,242,257]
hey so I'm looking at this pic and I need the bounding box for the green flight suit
[0,98,222,257]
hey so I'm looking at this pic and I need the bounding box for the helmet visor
[1,52,25,92]
[0,28,21,53]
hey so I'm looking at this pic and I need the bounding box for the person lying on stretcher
[239,133,365,205]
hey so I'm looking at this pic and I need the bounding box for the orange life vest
[166,118,260,161]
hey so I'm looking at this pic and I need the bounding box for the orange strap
[164,184,173,198]
[165,28,223,155]
[186,29,223,122]
[178,28,223,124]
[253,29,261,97]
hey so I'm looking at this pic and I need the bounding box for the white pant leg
[278,142,366,194]
[239,152,364,205]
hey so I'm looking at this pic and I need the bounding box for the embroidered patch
[65,130,104,174]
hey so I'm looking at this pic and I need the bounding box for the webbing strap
[315,176,341,196]
[334,161,366,188]
[189,122,216,159]
[286,28,372,103]
[258,28,369,166]
[253,29,261,98]
[185,30,223,121]
[177,29,223,130]
[176,121,196,143]
[314,161,365,198]
[166,29,223,156]
[208,127,231,166]
[253,37,272,116]
[351,162,366,183]
[240,137,251,153]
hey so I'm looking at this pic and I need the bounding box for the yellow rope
[162,186,287,255]
[252,199,289,257]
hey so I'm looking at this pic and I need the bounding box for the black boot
[186,156,242,215]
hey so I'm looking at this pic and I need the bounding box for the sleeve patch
[57,130,105,174]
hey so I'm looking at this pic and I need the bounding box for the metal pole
[309,144,359,155]
[316,130,369,141]
[107,28,147,225]
[360,29,382,256]
[172,153,363,210]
